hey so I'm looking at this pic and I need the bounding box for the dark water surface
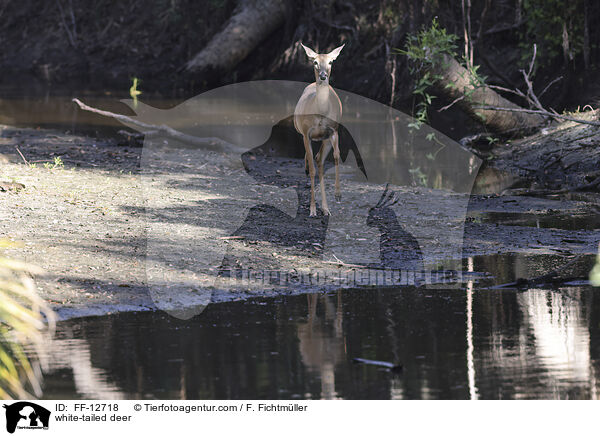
[37,279,599,400]
[0,83,182,137]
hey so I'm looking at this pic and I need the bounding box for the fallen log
[185,0,287,72]
[431,54,546,133]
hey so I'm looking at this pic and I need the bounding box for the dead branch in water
[72,98,242,152]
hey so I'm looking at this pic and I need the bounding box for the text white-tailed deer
[294,43,344,216]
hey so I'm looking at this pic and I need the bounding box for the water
[0,82,183,137]
[34,277,598,400]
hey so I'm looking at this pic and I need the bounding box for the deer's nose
[319,72,327,81]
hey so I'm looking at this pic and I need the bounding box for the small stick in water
[352,358,403,372]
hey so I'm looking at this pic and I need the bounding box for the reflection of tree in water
[473,284,599,399]
[30,283,600,399]
[357,115,469,191]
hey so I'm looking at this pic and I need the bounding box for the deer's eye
[314,61,318,67]
[329,61,333,65]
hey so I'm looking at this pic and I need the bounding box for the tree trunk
[185,0,286,72]
[431,54,545,133]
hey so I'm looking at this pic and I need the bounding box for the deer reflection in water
[296,292,345,399]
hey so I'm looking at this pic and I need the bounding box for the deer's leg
[332,131,341,201]
[304,153,309,176]
[316,140,330,216]
[303,135,317,216]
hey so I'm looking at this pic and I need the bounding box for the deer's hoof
[335,192,342,202]
[310,206,317,217]
[322,208,331,216]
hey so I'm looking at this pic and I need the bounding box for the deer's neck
[315,82,330,113]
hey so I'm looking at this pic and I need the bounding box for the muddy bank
[0,124,597,320]
[487,110,600,192]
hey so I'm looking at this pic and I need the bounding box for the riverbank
[0,123,597,320]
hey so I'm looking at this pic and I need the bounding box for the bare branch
[538,76,563,98]
[518,70,542,110]
[461,0,469,67]
[324,253,367,269]
[527,43,537,77]
[56,0,77,48]
[15,147,29,166]
[467,0,473,67]
[488,84,526,99]
[438,95,465,112]
[72,98,242,153]
[483,19,525,36]
[475,0,491,44]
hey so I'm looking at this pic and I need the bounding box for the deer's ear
[301,43,318,59]
[327,44,345,61]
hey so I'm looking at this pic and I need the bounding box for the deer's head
[301,43,344,85]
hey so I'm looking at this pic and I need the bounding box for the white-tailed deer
[294,43,344,216]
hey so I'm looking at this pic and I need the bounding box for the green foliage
[130,77,142,108]
[43,156,64,170]
[486,135,499,146]
[398,18,458,69]
[408,166,428,187]
[398,19,485,130]
[0,241,55,399]
[520,0,585,65]
[408,71,436,130]
[425,133,447,161]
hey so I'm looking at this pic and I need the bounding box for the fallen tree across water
[430,53,546,133]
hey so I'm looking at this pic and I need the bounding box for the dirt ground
[0,124,598,320]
